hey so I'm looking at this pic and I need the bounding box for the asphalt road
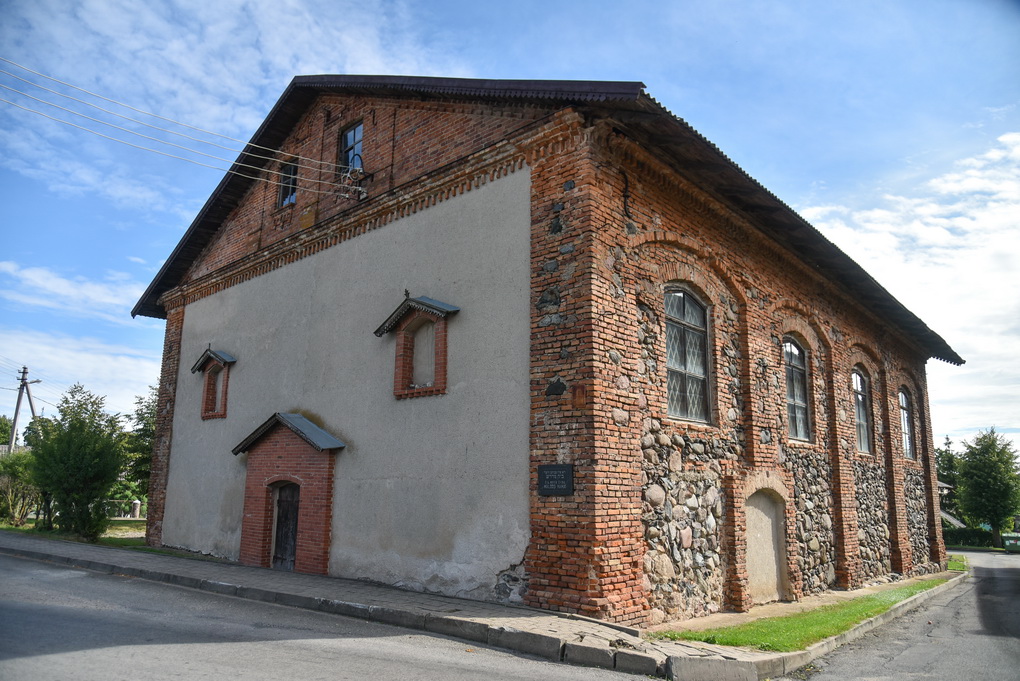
[0,554,640,681]
[779,550,1020,681]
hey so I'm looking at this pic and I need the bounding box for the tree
[30,385,125,541]
[935,437,961,518]
[957,428,1020,547]
[22,416,56,529]
[22,416,56,448]
[0,415,12,447]
[0,451,40,526]
[124,386,157,496]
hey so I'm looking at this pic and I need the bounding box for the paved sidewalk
[0,531,966,680]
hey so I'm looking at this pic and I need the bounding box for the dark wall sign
[538,464,574,496]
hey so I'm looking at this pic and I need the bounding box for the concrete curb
[0,539,967,680]
[665,570,970,680]
[0,541,664,675]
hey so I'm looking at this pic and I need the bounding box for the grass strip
[946,554,968,571]
[650,578,946,652]
[2,520,146,549]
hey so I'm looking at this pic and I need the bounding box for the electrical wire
[0,67,350,177]
[0,56,351,175]
[0,96,358,198]
[0,82,347,190]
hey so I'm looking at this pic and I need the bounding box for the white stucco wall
[162,169,532,599]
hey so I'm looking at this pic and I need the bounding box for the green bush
[31,385,125,541]
[942,526,994,547]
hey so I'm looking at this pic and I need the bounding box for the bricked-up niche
[190,348,236,420]
[374,294,460,399]
[232,413,345,575]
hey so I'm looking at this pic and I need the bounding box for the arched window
[852,367,872,453]
[665,289,709,421]
[899,389,915,459]
[783,337,810,440]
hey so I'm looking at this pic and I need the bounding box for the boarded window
[411,320,435,388]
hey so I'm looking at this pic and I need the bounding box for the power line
[0,68,350,177]
[0,56,353,175]
[0,95,355,198]
[0,82,348,190]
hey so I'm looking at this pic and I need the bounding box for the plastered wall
[162,170,532,600]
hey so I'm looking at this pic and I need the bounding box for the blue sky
[1,0,1018,451]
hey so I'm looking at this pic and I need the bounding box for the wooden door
[272,483,300,571]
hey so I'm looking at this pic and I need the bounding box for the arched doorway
[746,489,788,604]
[272,483,300,571]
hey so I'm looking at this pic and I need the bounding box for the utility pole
[8,366,40,450]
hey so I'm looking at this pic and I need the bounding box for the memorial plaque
[538,464,574,496]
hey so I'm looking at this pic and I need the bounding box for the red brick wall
[238,425,336,575]
[521,113,648,625]
[146,88,946,623]
[185,96,549,284]
[392,308,449,400]
[570,125,945,621]
[145,303,184,547]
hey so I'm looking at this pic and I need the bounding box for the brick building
[134,76,961,626]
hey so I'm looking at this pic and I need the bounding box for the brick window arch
[191,349,236,420]
[374,294,459,400]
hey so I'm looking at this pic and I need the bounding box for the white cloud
[0,328,161,425]
[0,0,468,215]
[0,261,146,325]
[800,132,1020,450]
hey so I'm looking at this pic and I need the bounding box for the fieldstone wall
[492,564,528,605]
[904,467,931,567]
[784,445,837,594]
[643,458,726,623]
[852,459,891,579]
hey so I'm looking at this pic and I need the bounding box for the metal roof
[374,295,461,337]
[133,75,963,365]
[232,412,346,455]
[190,348,237,374]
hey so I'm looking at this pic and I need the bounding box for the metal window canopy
[232,412,346,455]
[190,348,237,374]
[374,295,460,337]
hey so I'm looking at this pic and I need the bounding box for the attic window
[278,162,297,207]
[375,294,459,400]
[339,122,363,172]
[192,349,237,420]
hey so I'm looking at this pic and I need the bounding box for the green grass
[1,522,233,562]
[946,545,1004,552]
[946,554,968,571]
[650,579,947,652]
[1,518,146,549]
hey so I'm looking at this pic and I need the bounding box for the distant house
[134,76,960,626]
